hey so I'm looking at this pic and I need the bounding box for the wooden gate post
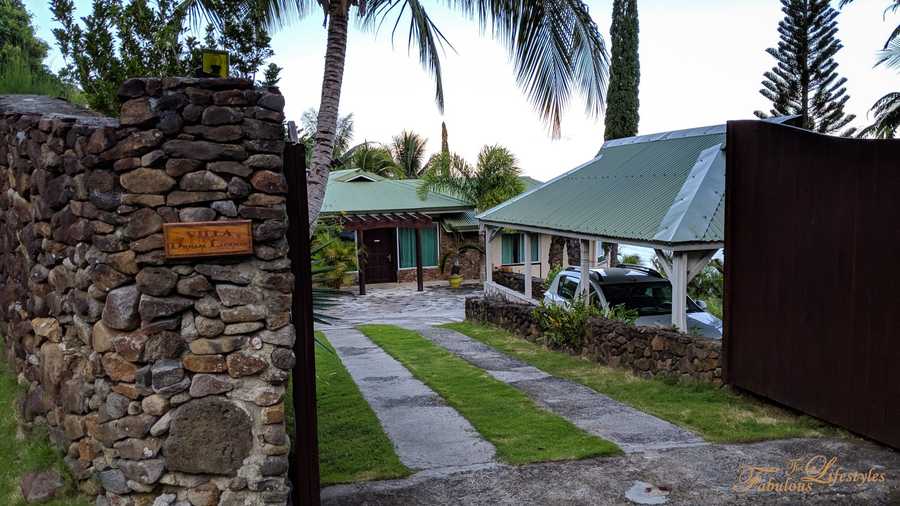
[284,143,321,506]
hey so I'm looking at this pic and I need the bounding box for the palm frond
[365,0,608,138]
[876,37,900,69]
[449,0,609,137]
[364,0,453,110]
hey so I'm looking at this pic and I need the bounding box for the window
[398,226,438,268]
[501,233,539,265]
[557,275,578,300]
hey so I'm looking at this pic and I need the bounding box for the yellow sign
[201,49,229,78]
[163,221,252,259]
[733,455,887,494]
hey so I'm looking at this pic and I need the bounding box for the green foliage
[754,0,856,136]
[262,62,281,86]
[359,324,621,463]
[602,303,639,325]
[390,130,428,178]
[0,337,91,506]
[532,298,601,350]
[542,263,563,291]
[603,0,640,141]
[311,221,357,289]
[0,0,81,100]
[418,144,525,211]
[338,143,400,178]
[619,253,641,265]
[51,0,278,115]
[0,50,83,102]
[0,0,48,66]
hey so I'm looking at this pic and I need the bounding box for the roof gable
[322,170,473,215]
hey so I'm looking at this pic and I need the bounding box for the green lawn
[0,339,91,506]
[314,333,410,485]
[358,324,621,464]
[443,322,839,444]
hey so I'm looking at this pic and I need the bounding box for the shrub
[533,298,638,350]
[542,264,563,292]
[602,303,639,325]
[532,298,600,350]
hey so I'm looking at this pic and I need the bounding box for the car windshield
[598,281,701,316]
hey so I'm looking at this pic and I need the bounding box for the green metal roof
[441,211,479,232]
[322,169,473,215]
[520,176,543,191]
[477,124,727,248]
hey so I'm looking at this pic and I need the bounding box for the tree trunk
[306,9,349,232]
[565,238,581,266]
[548,235,565,267]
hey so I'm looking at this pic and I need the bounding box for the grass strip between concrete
[443,322,841,444]
[358,324,622,464]
[313,332,411,485]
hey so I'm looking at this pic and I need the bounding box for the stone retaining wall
[491,270,546,299]
[465,297,723,385]
[0,78,293,505]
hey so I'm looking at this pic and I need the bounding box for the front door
[363,228,397,283]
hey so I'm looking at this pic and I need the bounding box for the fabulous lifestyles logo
[733,455,887,494]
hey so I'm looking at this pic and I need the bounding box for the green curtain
[398,227,438,268]
[501,234,515,264]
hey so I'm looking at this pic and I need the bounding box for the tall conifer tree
[755,0,856,135]
[603,0,640,141]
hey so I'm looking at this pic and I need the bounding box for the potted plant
[440,243,483,288]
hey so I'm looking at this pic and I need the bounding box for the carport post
[580,239,590,306]
[523,232,532,299]
[414,227,424,292]
[357,229,366,296]
[671,252,688,331]
[484,226,493,284]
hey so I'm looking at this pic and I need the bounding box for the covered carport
[476,120,777,331]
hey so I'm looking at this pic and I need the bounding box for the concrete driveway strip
[321,327,497,472]
[408,325,706,454]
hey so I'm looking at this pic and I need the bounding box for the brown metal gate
[724,120,900,449]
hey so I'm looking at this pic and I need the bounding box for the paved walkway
[407,324,705,454]
[320,283,480,329]
[322,326,496,473]
[323,437,900,505]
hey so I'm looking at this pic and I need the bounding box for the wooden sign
[163,221,253,259]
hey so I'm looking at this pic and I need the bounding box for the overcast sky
[26,0,898,181]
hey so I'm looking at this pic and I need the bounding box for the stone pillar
[0,77,294,505]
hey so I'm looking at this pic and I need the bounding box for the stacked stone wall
[465,296,723,385]
[0,78,294,505]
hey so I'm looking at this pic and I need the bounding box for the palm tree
[858,92,900,138]
[841,0,900,137]
[300,108,354,158]
[391,130,428,178]
[186,0,609,229]
[338,142,401,177]
[418,145,524,212]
